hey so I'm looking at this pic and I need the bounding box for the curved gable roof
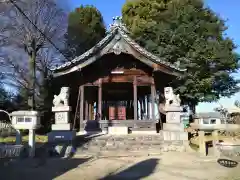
[52,17,185,77]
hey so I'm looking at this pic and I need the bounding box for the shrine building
[51,17,184,133]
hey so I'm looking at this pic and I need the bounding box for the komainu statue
[164,87,181,107]
[53,87,70,107]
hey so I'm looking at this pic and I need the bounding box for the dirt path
[0,152,239,180]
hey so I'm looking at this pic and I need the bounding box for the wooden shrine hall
[52,17,184,132]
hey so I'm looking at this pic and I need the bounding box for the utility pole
[3,0,36,110]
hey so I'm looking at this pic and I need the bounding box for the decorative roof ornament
[109,16,129,34]
[113,16,122,26]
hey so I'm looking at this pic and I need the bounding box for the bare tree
[0,0,67,109]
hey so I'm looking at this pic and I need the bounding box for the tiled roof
[52,16,185,73]
[196,112,223,119]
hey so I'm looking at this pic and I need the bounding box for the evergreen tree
[122,0,239,111]
[65,5,106,59]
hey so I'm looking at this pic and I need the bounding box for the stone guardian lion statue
[53,87,70,107]
[164,87,181,107]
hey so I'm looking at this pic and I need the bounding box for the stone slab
[52,106,72,112]
[108,126,128,135]
[161,130,188,141]
[48,130,76,142]
[165,105,183,112]
[131,131,159,135]
[12,124,41,130]
[10,110,40,116]
[163,123,184,132]
[51,123,71,131]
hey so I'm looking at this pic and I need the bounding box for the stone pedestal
[161,130,188,141]
[51,106,72,129]
[108,126,128,135]
[162,105,188,141]
[165,106,183,123]
[52,124,72,131]
[48,106,76,142]
[163,123,184,132]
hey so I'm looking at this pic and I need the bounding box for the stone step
[83,135,164,141]
[74,135,187,155]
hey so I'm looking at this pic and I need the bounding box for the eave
[52,22,185,78]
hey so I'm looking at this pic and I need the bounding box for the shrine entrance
[83,82,153,121]
[102,83,153,121]
[80,79,157,131]
[102,83,133,121]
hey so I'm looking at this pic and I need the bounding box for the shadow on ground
[0,156,91,180]
[0,131,103,180]
[99,158,159,180]
[73,133,103,149]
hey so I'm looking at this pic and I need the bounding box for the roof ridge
[52,17,186,73]
[51,27,117,71]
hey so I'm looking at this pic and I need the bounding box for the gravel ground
[0,152,239,180]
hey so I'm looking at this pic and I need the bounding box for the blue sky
[67,0,240,112]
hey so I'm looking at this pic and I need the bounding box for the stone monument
[48,87,76,142]
[161,87,188,140]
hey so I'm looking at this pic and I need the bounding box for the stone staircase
[74,134,188,156]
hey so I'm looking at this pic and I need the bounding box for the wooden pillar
[98,79,102,120]
[151,83,155,121]
[133,76,138,121]
[143,98,146,116]
[80,85,84,131]
[85,100,89,120]
[139,99,142,120]
[147,95,150,119]
[88,101,91,120]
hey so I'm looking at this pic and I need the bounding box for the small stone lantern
[10,110,41,157]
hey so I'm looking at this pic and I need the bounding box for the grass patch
[0,135,48,144]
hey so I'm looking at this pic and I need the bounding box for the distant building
[194,112,224,125]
